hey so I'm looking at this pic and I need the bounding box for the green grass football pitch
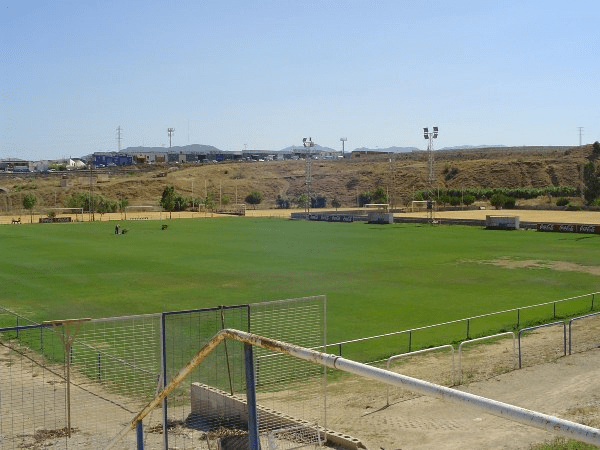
[1,217,599,346]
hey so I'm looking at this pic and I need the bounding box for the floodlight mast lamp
[423,127,439,187]
[340,137,347,156]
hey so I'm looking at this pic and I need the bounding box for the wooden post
[43,318,91,438]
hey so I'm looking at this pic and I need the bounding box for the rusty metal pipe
[104,329,600,449]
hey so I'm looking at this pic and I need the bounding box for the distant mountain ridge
[279,144,336,152]
[440,145,507,150]
[89,143,509,157]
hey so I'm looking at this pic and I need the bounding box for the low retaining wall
[537,223,600,234]
[38,217,72,223]
[190,382,366,449]
[290,211,600,234]
[290,212,361,222]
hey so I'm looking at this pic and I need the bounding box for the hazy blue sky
[2,0,599,160]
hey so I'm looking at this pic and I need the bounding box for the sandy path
[322,322,600,450]
[2,207,600,225]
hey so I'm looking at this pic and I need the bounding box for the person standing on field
[115,223,120,235]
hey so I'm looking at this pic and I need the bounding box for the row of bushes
[413,186,580,202]
[276,194,337,209]
[66,193,129,214]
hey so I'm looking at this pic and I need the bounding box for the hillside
[0,145,595,213]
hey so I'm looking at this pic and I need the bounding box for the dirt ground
[2,206,600,225]
[317,318,600,450]
[2,317,600,449]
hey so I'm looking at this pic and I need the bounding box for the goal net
[124,205,163,220]
[45,207,84,221]
[215,203,246,216]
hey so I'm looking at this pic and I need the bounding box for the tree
[490,193,507,209]
[593,141,600,156]
[95,195,117,219]
[331,198,341,210]
[490,193,516,209]
[203,192,216,210]
[371,187,388,204]
[462,194,475,206]
[160,185,177,218]
[358,192,371,207]
[311,195,327,208]
[295,194,308,209]
[276,195,291,209]
[583,162,600,204]
[245,191,262,209]
[22,193,37,223]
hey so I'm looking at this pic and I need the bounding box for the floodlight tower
[116,126,123,152]
[303,137,314,217]
[340,137,347,156]
[168,128,175,148]
[423,126,439,222]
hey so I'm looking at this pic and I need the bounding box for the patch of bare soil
[469,257,600,276]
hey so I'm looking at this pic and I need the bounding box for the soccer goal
[411,200,436,212]
[215,203,246,216]
[124,205,164,220]
[45,207,84,222]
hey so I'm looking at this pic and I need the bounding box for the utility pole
[168,128,175,148]
[423,127,439,223]
[578,127,584,146]
[303,137,314,217]
[340,137,347,157]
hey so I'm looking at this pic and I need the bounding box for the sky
[2,0,599,161]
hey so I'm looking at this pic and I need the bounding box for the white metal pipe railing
[386,345,455,406]
[458,332,516,384]
[104,328,600,449]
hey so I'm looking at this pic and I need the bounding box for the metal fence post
[592,294,595,311]
[136,421,144,450]
[516,309,520,328]
[97,353,101,382]
[244,343,260,450]
[408,331,412,353]
[160,314,169,450]
[553,302,556,319]
[466,319,470,340]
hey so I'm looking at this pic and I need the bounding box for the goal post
[124,205,164,221]
[215,203,246,216]
[45,207,84,221]
[411,200,436,212]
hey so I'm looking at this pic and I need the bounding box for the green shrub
[462,194,475,206]
[449,196,461,206]
[490,193,515,209]
[556,197,569,207]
